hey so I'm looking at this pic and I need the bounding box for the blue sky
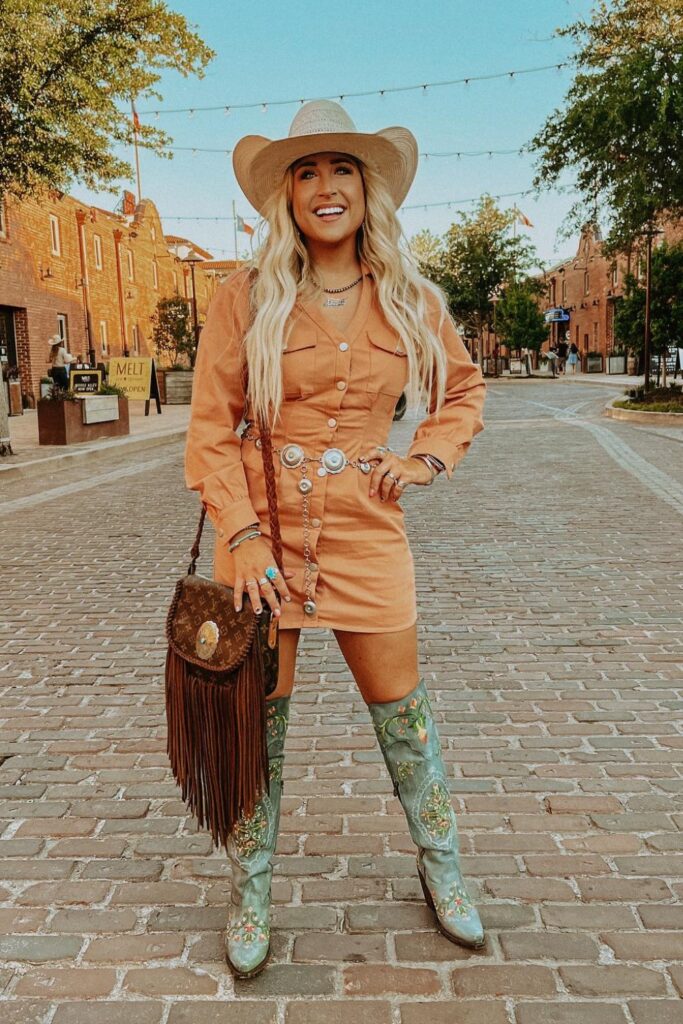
[74,0,594,266]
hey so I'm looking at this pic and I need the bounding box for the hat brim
[233,127,418,214]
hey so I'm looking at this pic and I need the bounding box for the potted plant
[586,350,603,373]
[37,383,129,444]
[152,296,197,403]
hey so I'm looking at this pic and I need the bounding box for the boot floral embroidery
[228,905,270,945]
[373,693,433,746]
[432,880,474,919]
[396,761,415,782]
[232,801,269,858]
[268,757,283,783]
[420,780,454,839]
[266,702,289,749]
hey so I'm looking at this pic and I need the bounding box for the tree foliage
[411,197,540,356]
[529,0,683,250]
[0,0,214,199]
[614,240,683,359]
[151,295,196,367]
[495,278,549,355]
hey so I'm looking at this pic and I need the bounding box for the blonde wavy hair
[241,155,450,428]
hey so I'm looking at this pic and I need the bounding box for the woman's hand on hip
[360,446,434,502]
[231,536,294,615]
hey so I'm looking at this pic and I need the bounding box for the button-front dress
[184,263,486,632]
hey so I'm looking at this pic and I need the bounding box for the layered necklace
[322,273,363,307]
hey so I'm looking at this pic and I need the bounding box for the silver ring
[396,479,406,489]
[386,471,397,481]
[264,565,279,581]
[258,577,269,586]
[245,579,258,587]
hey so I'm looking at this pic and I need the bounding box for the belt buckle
[321,448,346,474]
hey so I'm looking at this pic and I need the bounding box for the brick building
[542,221,682,366]
[0,189,228,405]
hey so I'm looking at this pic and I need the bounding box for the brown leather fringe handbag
[164,419,283,851]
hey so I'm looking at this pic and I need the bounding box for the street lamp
[182,249,203,353]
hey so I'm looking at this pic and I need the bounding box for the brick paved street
[1,379,682,1024]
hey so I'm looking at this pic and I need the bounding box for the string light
[135,62,569,116]
[154,144,526,158]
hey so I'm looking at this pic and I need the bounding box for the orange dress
[184,264,485,631]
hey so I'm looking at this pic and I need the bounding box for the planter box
[607,355,626,375]
[37,396,130,445]
[164,370,194,404]
[156,368,167,405]
[586,355,603,373]
[7,379,23,415]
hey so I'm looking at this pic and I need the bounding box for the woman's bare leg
[333,624,420,703]
[267,627,301,700]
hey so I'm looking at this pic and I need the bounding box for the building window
[127,249,134,282]
[57,314,68,342]
[583,271,589,295]
[0,197,6,239]
[131,324,140,355]
[611,264,618,288]
[99,321,108,354]
[173,270,178,293]
[152,260,158,290]
[561,278,567,302]
[150,226,156,242]
[94,234,103,270]
[49,214,61,256]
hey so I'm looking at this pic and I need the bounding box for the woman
[567,341,580,374]
[185,99,487,979]
[48,335,77,389]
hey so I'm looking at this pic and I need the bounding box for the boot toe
[225,907,271,977]
[438,904,485,948]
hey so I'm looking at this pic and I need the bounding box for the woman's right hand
[231,535,294,615]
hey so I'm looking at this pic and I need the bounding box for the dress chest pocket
[366,331,408,398]
[281,333,317,399]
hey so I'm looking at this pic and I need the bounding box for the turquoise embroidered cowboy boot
[368,678,485,949]
[224,695,290,978]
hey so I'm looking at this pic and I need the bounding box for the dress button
[336,381,346,390]
[328,417,337,428]
[309,562,319,572]
[311,518,322,528]
[339,342,349,351]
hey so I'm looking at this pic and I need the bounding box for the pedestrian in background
[567,341,580,374]
[184,98,487,979]
[47,335,77,389]
[556,337,568,374]
[546,344,558,378]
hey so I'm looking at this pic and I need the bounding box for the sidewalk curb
[603,395,683,427]
[0,427,187,482]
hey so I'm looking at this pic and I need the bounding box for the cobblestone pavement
[1,380,682,1024]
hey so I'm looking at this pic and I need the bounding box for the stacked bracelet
[410,453,444,484]
[228,529,261,552]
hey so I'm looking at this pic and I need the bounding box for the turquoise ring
[264,565,279,581]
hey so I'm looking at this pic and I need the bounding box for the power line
[163,145,526,158]
[161,188,536,222]
[137,62,569,117]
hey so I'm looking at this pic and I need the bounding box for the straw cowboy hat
[232,99,418,214]
[48,335,63,349]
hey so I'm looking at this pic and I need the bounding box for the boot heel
[417,862,436,912]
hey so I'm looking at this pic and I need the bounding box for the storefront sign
[70,369,102,394]
[107,357,162,415]
[544,307,570,323]
[82,395,120,424]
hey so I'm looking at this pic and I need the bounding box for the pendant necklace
[322,273,363,307]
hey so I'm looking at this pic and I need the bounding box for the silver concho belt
[240,429,373,616]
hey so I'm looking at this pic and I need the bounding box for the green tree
[413,197,539,363]
[529,0,683,250]
[614,240,683,381]
[0,0,214,199]
[152,296,196,368]
[495,278,549,358]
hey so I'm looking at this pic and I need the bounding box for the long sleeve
[406,289,486,480]
[184,270,260,542]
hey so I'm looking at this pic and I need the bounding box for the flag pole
[232,199,238,262]
[131,100,142,203]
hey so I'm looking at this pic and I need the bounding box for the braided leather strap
[256,416,284,577]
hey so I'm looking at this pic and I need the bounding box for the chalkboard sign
[70,369,102,394]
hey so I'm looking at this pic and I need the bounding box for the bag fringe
[165,641,270,850]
